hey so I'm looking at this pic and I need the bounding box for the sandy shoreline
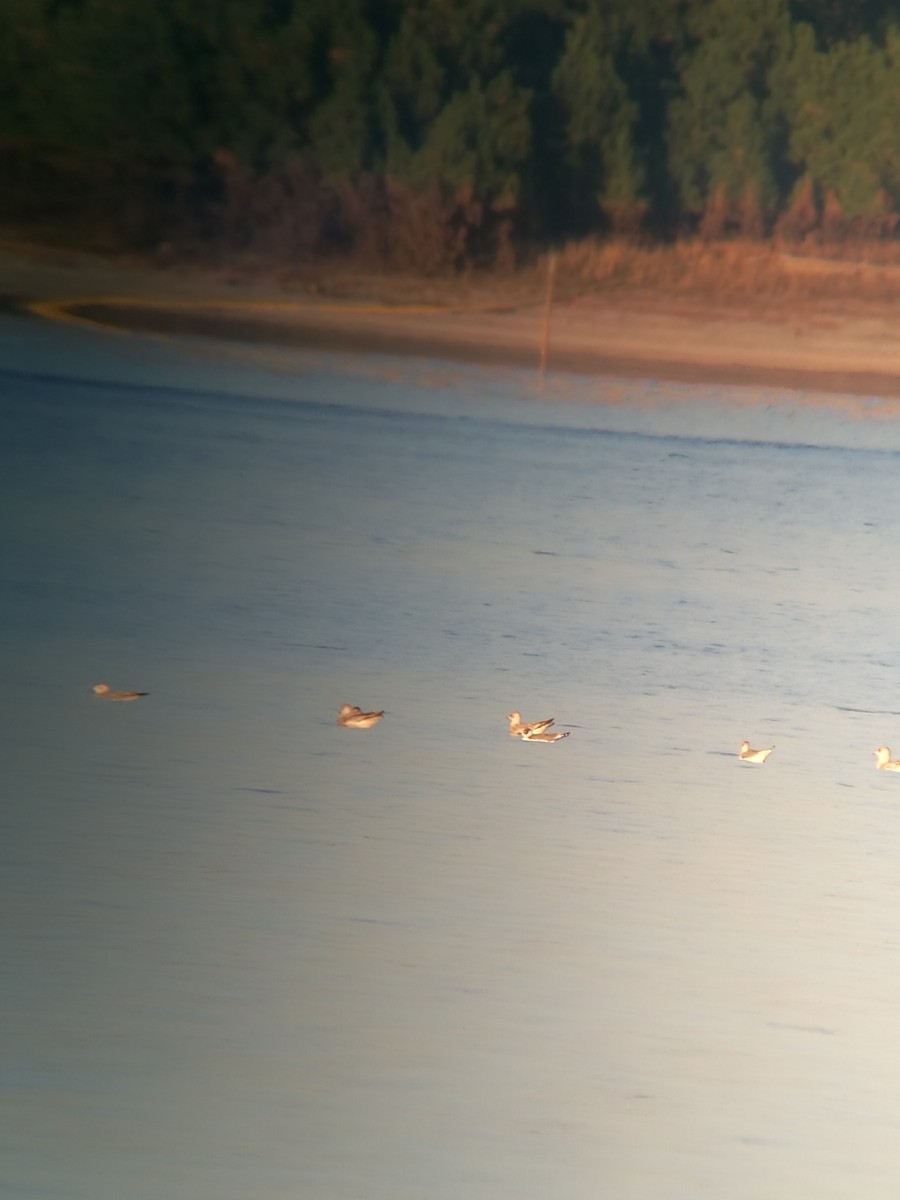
[7,239,900,398]
[65,297,900,399]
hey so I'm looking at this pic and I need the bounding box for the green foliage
[777,22,900,216]
[668,0,793,214]
[418,73,531,205]
[788,0,900,47]
[551,0,686,217]
[301,0,379,179]
[376,0,535,206]
[552,6,639,196]
[5,0,900,259]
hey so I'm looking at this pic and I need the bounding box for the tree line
[3,0,900,269]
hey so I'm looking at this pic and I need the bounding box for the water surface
[4,315,900,1198]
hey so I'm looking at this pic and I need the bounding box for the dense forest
[4,0,900,271]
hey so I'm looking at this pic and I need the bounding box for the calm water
[6,314,900,1199]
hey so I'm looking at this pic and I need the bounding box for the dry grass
[272,236,900,318]
[12,219,900,323]
[552,237,900,315]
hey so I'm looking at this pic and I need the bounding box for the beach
[8,236,900,398]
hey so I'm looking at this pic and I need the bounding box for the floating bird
[874,746,900,771]
[338,703,384,729]
[520,727,570,743]
[739,740,774,764]
[92,683,148,701]
[507,710,556,737]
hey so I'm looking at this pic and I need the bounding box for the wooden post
[539,251,557,379]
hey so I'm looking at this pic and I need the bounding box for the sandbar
[6,239,900,399]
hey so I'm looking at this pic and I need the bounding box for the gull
[739,740,774,764]
[92,683,148,701]
[874,746,900,771]
[507,711,555,737]
[338,703,384,729]
[520,727,570,743]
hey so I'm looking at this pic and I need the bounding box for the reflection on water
[5,316,900,1198]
